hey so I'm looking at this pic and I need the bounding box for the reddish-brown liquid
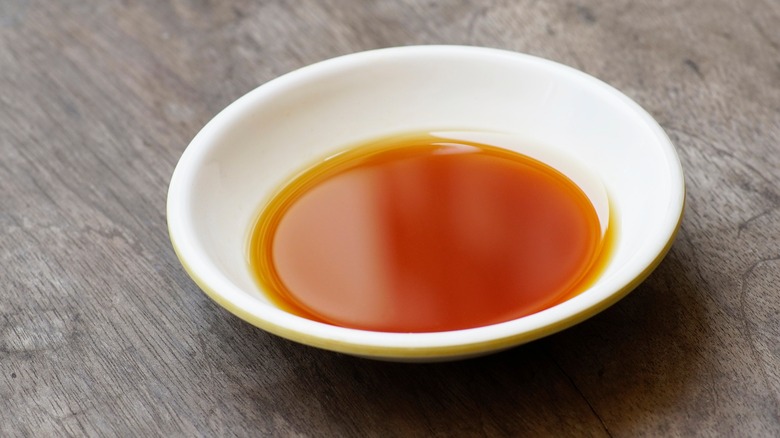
[250,134,606,332]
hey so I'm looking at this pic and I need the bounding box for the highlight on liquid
[249,133,611,333]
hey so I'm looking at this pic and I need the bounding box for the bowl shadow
[200,234,710,436]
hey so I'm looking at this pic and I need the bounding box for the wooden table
[2,1,779,436]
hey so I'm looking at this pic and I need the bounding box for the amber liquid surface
[250,134,608,332]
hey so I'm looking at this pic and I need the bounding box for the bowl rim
[167,45,685,360]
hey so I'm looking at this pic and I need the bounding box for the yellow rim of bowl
[167,203,683,360]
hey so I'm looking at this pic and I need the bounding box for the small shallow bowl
[167,46,684,361]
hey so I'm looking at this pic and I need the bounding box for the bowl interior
[168,46,683,360]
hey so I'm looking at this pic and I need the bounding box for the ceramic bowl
[167,46,685,361]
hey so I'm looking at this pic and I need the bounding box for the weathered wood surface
[2,0,779,436]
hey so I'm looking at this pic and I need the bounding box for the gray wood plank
[2,0,779,436]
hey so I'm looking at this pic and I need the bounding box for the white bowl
[167,46,684,361]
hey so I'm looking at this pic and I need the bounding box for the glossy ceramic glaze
[167,46,685,361]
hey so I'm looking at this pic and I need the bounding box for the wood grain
[2,0,779,436]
